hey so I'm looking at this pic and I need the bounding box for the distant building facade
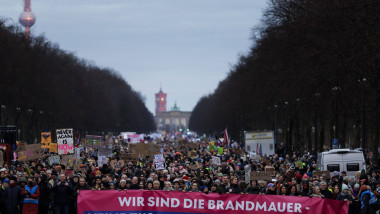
[154,88,191,133]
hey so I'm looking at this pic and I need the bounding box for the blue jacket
[23,185,39,204]
[360,190,377,210]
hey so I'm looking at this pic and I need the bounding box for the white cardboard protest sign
[155,162,165,170]
[57,129,74,155]
[110,160,125,169]
[48,155,60,166]
[97,156,107,166]
[249,152,260,162]
[212,156,221,165]
[153,154,165,170]
[153,154,165,163]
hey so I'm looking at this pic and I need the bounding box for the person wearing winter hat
[201,185,209,194]
[360,185,368,192]
[342,184,349,191]
[4,176,22,214]
[109,181,116,190]
[376,187,380,197]
[307,171,313,178]
[336,184,351,202]
[353,183,360,198]
[295,173,302,180]
[266,183,276,195]
[359,185,378,213]
[302,174,309,182]
[300,179,310,197]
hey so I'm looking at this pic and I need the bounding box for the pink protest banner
[78,190,348,214]
[127,134,144,144]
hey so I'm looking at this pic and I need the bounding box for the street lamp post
[15,107,21,140]
[295,98,300,152]
[274,104,278,146]
[39,110,44,131]
[331,86,341,149]
[358,78,367,154]
[314,93,320,154]
[284,101,290,153]
[27,109,33,143]
[0,105,6,125]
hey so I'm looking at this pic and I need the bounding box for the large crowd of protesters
[0,139,379,214]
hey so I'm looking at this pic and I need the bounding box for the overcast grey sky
[1,0,268,114]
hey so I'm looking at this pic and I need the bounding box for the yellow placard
[50,143,58,153]
[41,132,52,149]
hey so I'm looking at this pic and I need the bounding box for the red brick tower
[155,87,167,115]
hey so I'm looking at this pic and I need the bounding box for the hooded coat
[4,184,22,214]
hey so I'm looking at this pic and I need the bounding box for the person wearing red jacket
[21,176,40,214]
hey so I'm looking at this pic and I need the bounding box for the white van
[317,149,366,178]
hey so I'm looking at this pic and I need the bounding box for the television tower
[19,0,36,38]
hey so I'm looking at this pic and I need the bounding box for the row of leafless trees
[0,21,156,143]
[189,0,380,155]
